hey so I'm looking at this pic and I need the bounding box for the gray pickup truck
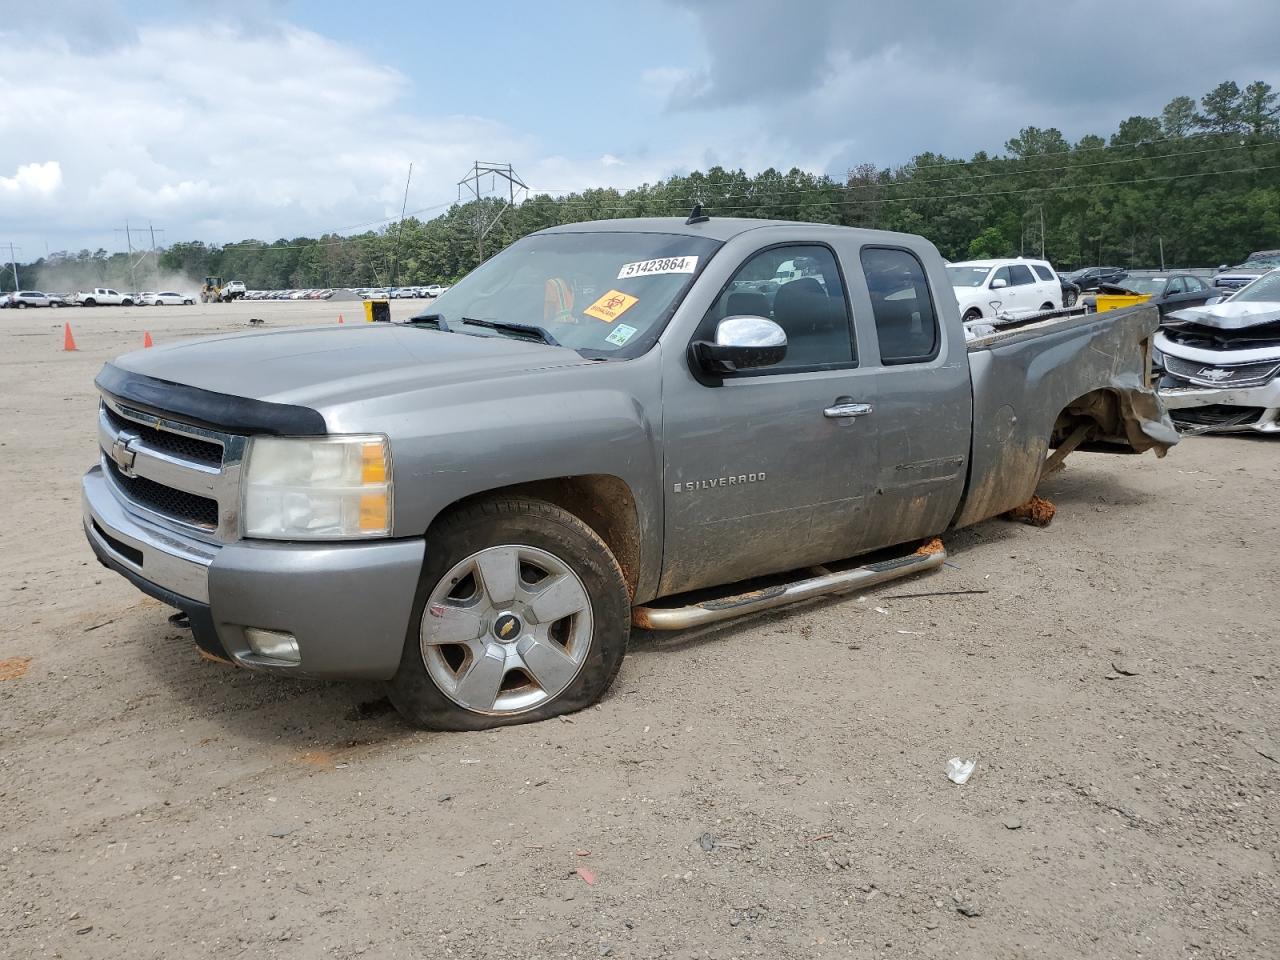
[83,217,1176,729]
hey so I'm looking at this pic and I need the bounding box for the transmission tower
[457,162,528,263]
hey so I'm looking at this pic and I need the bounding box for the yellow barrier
[1095,293,1152,313]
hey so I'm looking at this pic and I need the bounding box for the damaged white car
[1155,269,1280,435]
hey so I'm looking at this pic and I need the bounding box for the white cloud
[0,160,62,196]
[0,21,666,252]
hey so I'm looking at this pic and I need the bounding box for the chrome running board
[632,548,946,631]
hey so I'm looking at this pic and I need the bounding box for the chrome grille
[98,395,247,543]
[1163,355,1280,388]
[105,461,220,528]
[102,405,223,466]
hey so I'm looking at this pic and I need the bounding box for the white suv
[947,258,1062,321]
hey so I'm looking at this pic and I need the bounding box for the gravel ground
[1,300,1277,959]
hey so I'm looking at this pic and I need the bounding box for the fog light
[244,627,301,663]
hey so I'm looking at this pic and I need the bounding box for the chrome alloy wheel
[420,544,593,715]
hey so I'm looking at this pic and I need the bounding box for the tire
[1064,290,1078,308]
[17,302,27,309]
[387,497,630,730]
[83,299,96,307]
[121,299,133,306]
[1039,302,1054,312]
[962,308,983,323]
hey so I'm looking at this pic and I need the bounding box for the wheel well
[1051,389,1119,445]
[432,475,642,598]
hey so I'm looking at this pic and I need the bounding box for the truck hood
[1165,301,1280,330]
[109,323,593,410]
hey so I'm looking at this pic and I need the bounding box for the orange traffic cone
[143,331,154,348]
[63,322,77,352]
[338,314,344,324]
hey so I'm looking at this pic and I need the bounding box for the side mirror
[1218,264,1228,271]
[691,315,787,377]
[990,277,1008,289]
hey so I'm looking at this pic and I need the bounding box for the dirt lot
[1,300,1277,959]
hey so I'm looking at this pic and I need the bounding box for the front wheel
[387,498,630,730]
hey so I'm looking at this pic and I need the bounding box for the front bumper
[83,465,425,679]
[1158,380,1280,434]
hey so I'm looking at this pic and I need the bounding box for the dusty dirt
[1,300,1277,959]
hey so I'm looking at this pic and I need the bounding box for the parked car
[1059,277,1081,308]
[83,217,1174,730]
[1096,274,1219,317]
[1212,250,1280,290]
[947,258,1063,321]
[5,290,54,308]
[141,291,196,306]
[1155,268,1280,434]
[1063,267,1129,291]
[75,287,134,306]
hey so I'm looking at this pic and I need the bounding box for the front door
[659,243,881,596]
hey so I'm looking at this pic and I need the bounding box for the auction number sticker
[616,256,699,280]
[584,289,639,323]
[605,323,638,346]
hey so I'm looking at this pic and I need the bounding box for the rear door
[852,245,972,546]
[989,265,1018,314]
[1007,263,1038,314]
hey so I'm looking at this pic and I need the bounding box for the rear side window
[1032,265,1055,281]
[1008,264,1035,286]
[861,247,939,365]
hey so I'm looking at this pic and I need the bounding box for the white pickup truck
[75,287,135,307]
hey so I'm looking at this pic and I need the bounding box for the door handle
[824,401,873,419]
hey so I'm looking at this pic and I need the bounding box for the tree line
[7,79,1278,294]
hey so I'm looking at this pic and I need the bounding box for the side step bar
[632,547,947,631]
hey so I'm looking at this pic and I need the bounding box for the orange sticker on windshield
[583,289,638,323]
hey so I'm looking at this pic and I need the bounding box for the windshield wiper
[406,313,452,332]
[458,316,560,346]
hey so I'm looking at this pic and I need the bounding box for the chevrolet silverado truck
[83,217,1177,729]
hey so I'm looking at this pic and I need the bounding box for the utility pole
[1158,236,1166,271]
[1039,204,1046,260]
[388,163,413,290]
[457,161,528,264]
[6,242,18,291]
[147,222,165,285]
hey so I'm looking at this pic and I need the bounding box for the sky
[2,0,1279,257]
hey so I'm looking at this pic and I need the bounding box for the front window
[414,231,722,356]
[1231,270,1280,303]
[947,265,992,287]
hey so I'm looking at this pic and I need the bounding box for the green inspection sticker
[605,323,638,346]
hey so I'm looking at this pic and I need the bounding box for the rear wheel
[1064,289,1078,308]
[962,308,983,323]
[83,298,96,306]
[1039,302,1054,312]
[387,498,630,730]
[17,302,27,309]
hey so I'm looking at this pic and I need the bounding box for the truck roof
[538,216,932,248]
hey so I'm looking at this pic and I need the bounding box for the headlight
[242,435,392,539]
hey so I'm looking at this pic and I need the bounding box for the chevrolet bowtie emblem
[111,432,139,477]
[499,620,516,638]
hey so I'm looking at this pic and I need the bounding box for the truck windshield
[947,265,992,287]
[412,231,722,356]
